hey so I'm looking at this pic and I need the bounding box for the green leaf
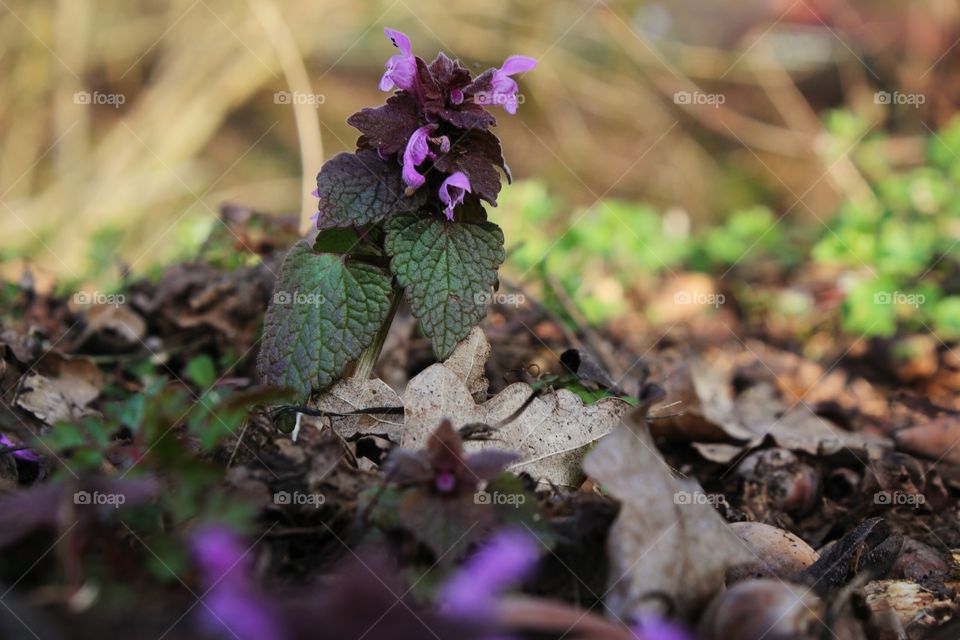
[185,355,217,388]
[315,150,425,229]
[313,228,366,254]
[385,213,505,358]
[257,241,394,400]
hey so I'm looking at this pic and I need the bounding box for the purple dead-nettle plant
[0,433,39,462]
[258,29,536,401]
[439,527,540,619]
[191,525,284,640]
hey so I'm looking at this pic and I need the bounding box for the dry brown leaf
[312,377,403,442]
[655,357,890,458]
[402,327,630,486]
[15,355,104,424]
[582,411,752,619]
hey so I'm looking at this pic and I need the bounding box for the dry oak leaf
[402,328,630,486]
[311,377,404,443]
[582,411,752,619]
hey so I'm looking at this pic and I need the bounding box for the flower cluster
[384,419,518,496]
[331,28,536,223]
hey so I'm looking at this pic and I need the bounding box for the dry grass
[0,0,956,281]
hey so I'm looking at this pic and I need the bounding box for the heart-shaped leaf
[385,214,505,358]
[257,241,394,400]
[315,150,425,230]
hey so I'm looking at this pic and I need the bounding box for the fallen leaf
[312,377,404,442]
[402,328,630,486]
[15,355,104,425]
[582,410,752,618]
[654,356,890,457]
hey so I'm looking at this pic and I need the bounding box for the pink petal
[499,55,537,76]
[384,28,412,55]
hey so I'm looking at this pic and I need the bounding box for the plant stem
[353,285,402,380]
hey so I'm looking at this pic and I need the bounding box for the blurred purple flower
[476,56,536,114]
[191,525,283,640]
[632,614,693,640]
[380,28,418,93]
[440,528,540,619]
[438,172,471,220]
[0,433,38,463]
[402,124,437,190]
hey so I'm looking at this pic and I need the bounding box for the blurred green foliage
[500,114,960,340]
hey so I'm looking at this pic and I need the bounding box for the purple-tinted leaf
[462,68,496,98]
[465,449,520,482]
[315,150,425,230]
[427,52,472,94]
[431,103,497,131]
[347,93,420,155]
[434,130,507,205]
[398,490,494,561]
[383,448,433,484]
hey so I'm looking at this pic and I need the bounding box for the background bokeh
[2,0,960,325]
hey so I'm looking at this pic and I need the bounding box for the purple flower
[632,615,693,640]
[439,172,471,220]
[0,433,38,463]
[440,528,540,619]
[476,55,536,114]
[190,525,283,640]
[402,124,437,190]
[379,28,417,93]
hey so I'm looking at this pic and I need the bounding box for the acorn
[727,522,819,583]
[737,448,821,516]
[700,579,828,640]
[890,538,948,581]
